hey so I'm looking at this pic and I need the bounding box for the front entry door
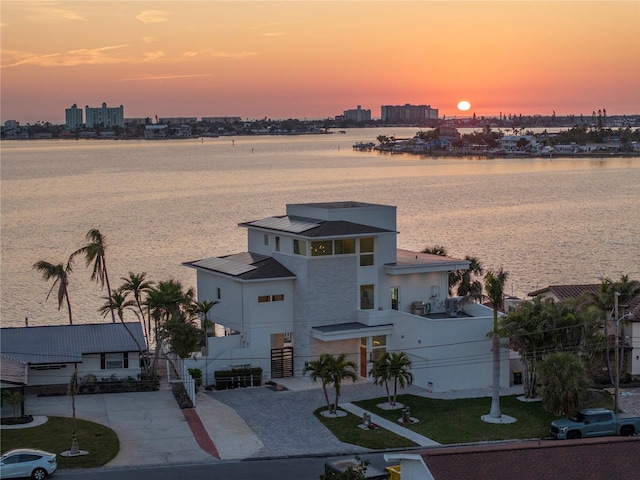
[360,344,367,377]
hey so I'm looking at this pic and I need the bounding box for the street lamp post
[614,292,632,413]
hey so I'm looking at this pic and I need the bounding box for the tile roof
[418,437,640,480]
[527,284,600,300]
[0,322,146,365]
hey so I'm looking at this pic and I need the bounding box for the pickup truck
[550,408,640,439]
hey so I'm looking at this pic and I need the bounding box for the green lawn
[0,417,119,469]
[314,407,418,449]
[351,394,613,445]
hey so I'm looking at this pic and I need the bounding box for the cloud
[1,45,128,68]
[182,48,258,59]
[136,10,169,24]
[263,32,285,37]
[12,3,87,23]
[142,51,166,62]
[143,36,159,44]
[118,73,212,82]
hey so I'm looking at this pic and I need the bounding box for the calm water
[2,129,639,327]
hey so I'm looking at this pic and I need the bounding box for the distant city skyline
[1,1,639,124]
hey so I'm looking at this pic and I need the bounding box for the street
[51,453,392,480]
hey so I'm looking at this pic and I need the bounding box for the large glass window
[372,335,387,361]
[360,284,374,310]
[334,238,356,254]
[293,239,307,255]
[391,287,399,310]
[311,240,333,256]
[360,237,374,266]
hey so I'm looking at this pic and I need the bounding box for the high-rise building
[65,104,83,129]
[85,103,124,128]
[381,104,439,122]
[342,105,371,122]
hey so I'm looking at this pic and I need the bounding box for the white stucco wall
[27,352,141,386]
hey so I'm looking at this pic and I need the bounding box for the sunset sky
[1,1,639,124]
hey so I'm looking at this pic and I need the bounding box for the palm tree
[119,272,155,346]
[485,267,508,419]
[99,289,148,373]
[538,352,588,415]
[304,353,335,414]
[369,352,413,407]
[369,356,392,405]
[72,229,115,323]
[33,259,74,324]
[67,367,80,455]
[328,354,358,415]
[387,352,413,406]
[420,245,448,256]
[500,297,547,399]
[146,279,195,375]
[455,256,484,300]
[196,300,219,353]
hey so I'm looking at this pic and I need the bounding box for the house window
[360,284,374,310]
[293,239,306,255]
[264,234,269,246]
[391,287,399,310]
[334,238,355,254]
[311,240,332,256]
[101,352,128,369]
[360,237,374,266]
[275,236,280,252]
[258,295,271,303]
[372,335,387,361]
[272,294,284,301]
[217,287,221,300]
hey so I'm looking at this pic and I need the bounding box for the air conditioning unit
[445,297,460,317]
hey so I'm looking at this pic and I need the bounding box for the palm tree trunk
[489,333,502,418]
[102,255,116,323]
[65,291,73,325]
[322,384,331,413]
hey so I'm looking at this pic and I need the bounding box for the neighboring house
[498,135,539,152]
[527,284,600,303]
[384,436,640,480]
[0,323,146,388]
[183,201,511,392]
[0,355,28,418]
[528,284,640,378]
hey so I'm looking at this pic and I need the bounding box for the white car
[0,449,57,479]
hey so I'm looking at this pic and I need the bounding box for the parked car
[0,449,57,479]
[550,408,640,439]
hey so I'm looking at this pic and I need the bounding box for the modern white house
[184,201,511,392]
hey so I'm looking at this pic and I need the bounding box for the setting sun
[457,101,471,111]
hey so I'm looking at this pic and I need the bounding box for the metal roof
[190,256,257,276]
[240,215,393,238]
[184,252,296,281]
[0,323,146,365]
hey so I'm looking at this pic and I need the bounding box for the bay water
[1,128,638,327]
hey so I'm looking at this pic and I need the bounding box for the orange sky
[1,1,639,123]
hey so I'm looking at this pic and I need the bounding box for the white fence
[165,351,196,407]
